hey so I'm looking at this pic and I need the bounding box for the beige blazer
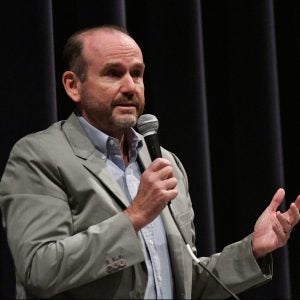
[0,113,272,299]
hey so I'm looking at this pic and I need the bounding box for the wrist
[124,208,143,232]
[251,232,268,259]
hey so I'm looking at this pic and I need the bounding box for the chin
[114,115,137,129]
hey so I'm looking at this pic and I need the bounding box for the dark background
[1,1,300,299]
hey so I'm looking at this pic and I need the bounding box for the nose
[120,74,135,95]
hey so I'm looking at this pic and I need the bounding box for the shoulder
[3,119,76,176]
[0,122,66,197]
[8,121,67,160]
[18,120,65,146]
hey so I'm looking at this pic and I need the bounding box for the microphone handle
[144,133,162,160]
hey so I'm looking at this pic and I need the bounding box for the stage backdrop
[1,1,300,299]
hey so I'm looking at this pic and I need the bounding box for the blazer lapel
[161,207,188,298]
[62,112,129,208]
[136,140,152,172]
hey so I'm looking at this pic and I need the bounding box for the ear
[62,71,81,103]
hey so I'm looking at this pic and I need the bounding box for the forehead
[81,29,144,65]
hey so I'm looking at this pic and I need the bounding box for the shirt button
[148,239,154,246]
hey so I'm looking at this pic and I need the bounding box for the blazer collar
[62,112,129,207]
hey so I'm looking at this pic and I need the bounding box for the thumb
[268,188,285,212]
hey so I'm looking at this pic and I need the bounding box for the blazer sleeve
[168,151,273,299]
[0,135,145,298]
[192,235,272,299]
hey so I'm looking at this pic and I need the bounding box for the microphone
[136,113,240,300]
[136,114,162,160]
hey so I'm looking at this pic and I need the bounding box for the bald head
[62,25,142,82]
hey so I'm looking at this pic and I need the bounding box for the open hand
[252,188,300,258]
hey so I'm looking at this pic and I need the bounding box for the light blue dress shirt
[78,116,174,299]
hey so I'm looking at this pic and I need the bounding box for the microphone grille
[137,114,159,136]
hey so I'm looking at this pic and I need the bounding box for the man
[0,25,299,299]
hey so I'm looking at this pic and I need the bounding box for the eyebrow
[102,62,145,71]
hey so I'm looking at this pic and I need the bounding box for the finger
[293,195,300,211]
[276,211,292,234]
[287,202,300,227]
[273,220,288,242]
[149,158,172,172]
[268,188,285,212]
[163,177,178,190]
[157,165,174,180]
[164,187,178,203]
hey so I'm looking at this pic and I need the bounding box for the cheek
[136,84,145,99]
[83,82,114,101]
[97,84,120,101]
[137,96,145,115]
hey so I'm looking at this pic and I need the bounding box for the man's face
[77,30,145,137]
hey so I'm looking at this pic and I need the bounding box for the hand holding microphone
[124,114,178,231]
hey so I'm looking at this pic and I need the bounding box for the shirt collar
[78,116,143,161]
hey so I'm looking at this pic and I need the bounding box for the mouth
[117,103,136,107]
[116,106,137,113]
[113,103,137,114]
[113,101,139,110]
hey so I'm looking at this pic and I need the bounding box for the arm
[192,186,300,299]
[168,151,275,299]
[192,235,273,299]
[0,136,145,298]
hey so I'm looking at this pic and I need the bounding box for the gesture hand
[252,188,300,258]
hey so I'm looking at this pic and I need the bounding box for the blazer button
[133,291,141,299]
[119,259,126,267]
[106,264,113,273]
[112,261,120,269]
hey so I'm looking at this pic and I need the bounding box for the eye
[105,68,123,78]
[131,69,144,78]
